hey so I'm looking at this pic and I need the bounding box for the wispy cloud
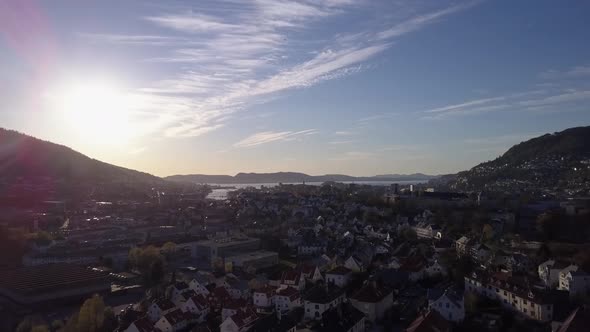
[357,113,397,122]
[539,64,590,80]
[334,130,355,136]
[420,88,590,119]
[328,140,355,145]
[234,129,317,147]
[81,1,480,138]
[329,151,374,161]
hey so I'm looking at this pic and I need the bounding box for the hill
[439,126,590,194]
[165,172,438,184]
[0,128,173,204]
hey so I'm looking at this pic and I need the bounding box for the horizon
[2,0,590,177]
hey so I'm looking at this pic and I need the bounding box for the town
[2,181,589,332]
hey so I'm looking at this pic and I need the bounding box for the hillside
[441,126,590,194]
[166,172,438,184]
[0,128,171,203]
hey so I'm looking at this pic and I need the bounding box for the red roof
[130,317,157,332]
[224,298,248,310]
[275,287,300,301]
[351,283,392,303]
[189,294,210,311]
[154,299,176,311]
[297,264,318,276]
[255,285,277,297]
[163,309,187,326]
[405,311,451,332]
[280,270,301,284]
[231,308,259,328]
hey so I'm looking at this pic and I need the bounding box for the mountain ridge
[165,172,439,184]
[434,126,590,194]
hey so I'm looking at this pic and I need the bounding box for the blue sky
[1,0,590,176]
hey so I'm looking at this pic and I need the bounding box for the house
[182,294,210,323]
[325,266,353,288]
[425,260,448,278]
[207,286,232,312]
[470,243,492,264]
[350,282,393,322]
[154,309,189,332]
[219,308,259,332]
[280,270,306,291]
[250,311,297,332]
[344,256,365,273]
[455,236,472,257]
[304,285,346,320]
[148,299,176,322]
[252,285,276,308]
[538,260,570,288]
[224,276,251,300]
[221,298,249,322]
[168,281,191,305]
[126,317,157,332]
[274,287,301,313]
[558,266,590,297]
[427,287,465,322]
[400,258,426,282]
[189,275,211,296]
[297,264,323,283]
[405,310,451,332]
[465,271,554,322]
[319,304,366,332]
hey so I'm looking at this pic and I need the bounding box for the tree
[536,212,559,240]
[31,326,49,332]
[51,319,64,331]
[128,246,166,286]
[482,224,495,241]
[162,242,177,254]
[61,295,116,332]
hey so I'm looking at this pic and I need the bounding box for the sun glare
[49,79,137,145]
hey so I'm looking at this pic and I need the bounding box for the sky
[1,0,590,177]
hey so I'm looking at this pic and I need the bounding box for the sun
[48,79,138,145]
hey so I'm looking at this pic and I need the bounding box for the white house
[125,317,157,332]
[538,260,570,288]
[252,286,276,308]
[298,264,323,283]
[425,260,448,278]
[148,299,176,322]
[189,277,211,296]
[181,294,210,323]
[274,287,302,313]
[427,287,465,322]
[154,309,189,332]
[465,271,553,322]
[344,256,364,273]
[350,282,393,322]
[304,286,346,320]
[280,270,306,291]
[558,266,590,297]
[325,266,353,288]
[219,308,259,332]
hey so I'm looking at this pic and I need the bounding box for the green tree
[51,319,64,331]
[31,326,49,332]
[162,242,177,254]
[128,246,165,286]
[61,295,116,332]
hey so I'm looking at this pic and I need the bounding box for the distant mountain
[437,126,590,193]
[0,128,172,203]
[166,172,438,184]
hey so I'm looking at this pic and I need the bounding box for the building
[558,267,590,297]
[405,310,451,332]
[195,237,260,264]
[455,236,472,257]
[319,304,365,332]
[182,294,210,322]
[126,317,158,332]
[427,287,465,322]
[538,260,570,288]
[148,299,176,322]
[297,264,323,283]
[0,264,111,305]
[304,285,346,320]
[556,306,590,332]
[350,282,393,322]
[226,250,279,271]
[154,309,190,332]
[253,286,276,308]
[280,270,306,291]
[465,271,554,322]
[219,308,259,332]
[325,266,353,288]
[274,287,302,313]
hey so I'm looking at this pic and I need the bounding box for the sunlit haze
[1,0,590,176]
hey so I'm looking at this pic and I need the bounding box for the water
[205,180,428,200]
